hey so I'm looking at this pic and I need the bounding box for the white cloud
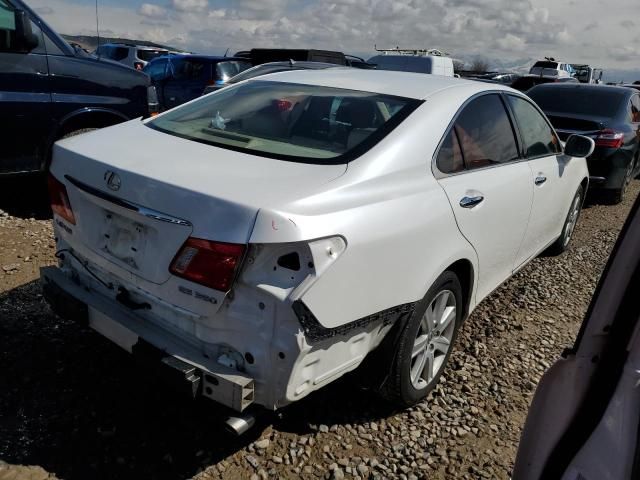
[171,0,209,13]
[138,3,168,19]
[34,6,54,15]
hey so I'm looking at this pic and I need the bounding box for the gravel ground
[0,176,638,480]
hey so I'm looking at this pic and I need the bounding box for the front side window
[453,94,520,170]
[149,80,420,163]
[0,1,17,51]
[172,59,206,80]
[508,95,561,158]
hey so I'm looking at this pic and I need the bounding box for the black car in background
[234,48,347,66]
[528,84,640,203]
[511,75,578,92]
[144,54,251,110]
[201,61,341,95]
[0,0,152,174]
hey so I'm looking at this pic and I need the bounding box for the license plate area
[100,210,148,269]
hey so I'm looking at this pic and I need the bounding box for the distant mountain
[62,34,183,53]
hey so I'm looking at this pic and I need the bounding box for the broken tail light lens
[170,238,245,292]
[595,129,624,149]
[48,173,76,225]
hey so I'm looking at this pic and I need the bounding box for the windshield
[148,80,420,163]
[528,87,625,118]
[138,49,167,62]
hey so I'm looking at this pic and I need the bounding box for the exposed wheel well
[45,110,129,170]
[580,177,589,194]
[57,110,128,139]
[446,259,474,321]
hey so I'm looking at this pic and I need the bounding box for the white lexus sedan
[41,69,593,429]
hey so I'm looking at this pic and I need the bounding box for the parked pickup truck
[0,0,155,174]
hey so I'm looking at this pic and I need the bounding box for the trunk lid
[545,112,609,141]
[51,119,347,286]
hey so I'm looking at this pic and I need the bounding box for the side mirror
[14,10,39,52]
[564,134,595,158]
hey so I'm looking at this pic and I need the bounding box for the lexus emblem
[104,171,121,191]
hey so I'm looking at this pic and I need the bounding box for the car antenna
[95,0,101,58]
[289,58,295,66]
[224,48,229,57]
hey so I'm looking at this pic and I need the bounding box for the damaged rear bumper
[41,266,255,412]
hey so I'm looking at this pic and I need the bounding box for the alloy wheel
[410,290,457,390]
[563,193,582,247]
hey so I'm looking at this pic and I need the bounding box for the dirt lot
[1,176,638,480]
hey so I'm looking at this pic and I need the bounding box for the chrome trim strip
[64,175,192,227]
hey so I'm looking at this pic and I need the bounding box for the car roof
[251,68,509,100]
[254,61,341,69]
[149,54,249,63]
[100,43,168,50]
[530,83,632,96]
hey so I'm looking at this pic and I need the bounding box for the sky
[27,0,640,80]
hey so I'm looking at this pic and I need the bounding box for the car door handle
[459,196,484,208]
[535,176,547,186]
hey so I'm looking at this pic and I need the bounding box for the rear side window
[453,94,519,170]
[137,49,166,62]
[113,47,129,61]
[508,96,561,157]
[436,129,465,174]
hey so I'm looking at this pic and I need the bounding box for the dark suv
[144,55,251,110]
[0,0,152,174]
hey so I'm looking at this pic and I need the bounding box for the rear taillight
[595,129,624,148]
[48,174,76,225]
[170,238,245,292]
[147,85,160,117]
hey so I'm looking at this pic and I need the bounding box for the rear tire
[547,185,584,256]
[612,157,635,204]
[380,271,463,407]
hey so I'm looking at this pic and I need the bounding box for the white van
[368,54,455,77]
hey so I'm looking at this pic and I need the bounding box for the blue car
[144,55,251,110]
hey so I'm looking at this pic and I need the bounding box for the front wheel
[380,271,463,407]
[546,185,584,256]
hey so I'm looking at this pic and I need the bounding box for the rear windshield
[148,80,420,164]
[532,61,559,69]
[528,87,625,118]
[227,65,289,84]
[137,49,167,62]
[216,61,252,82]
